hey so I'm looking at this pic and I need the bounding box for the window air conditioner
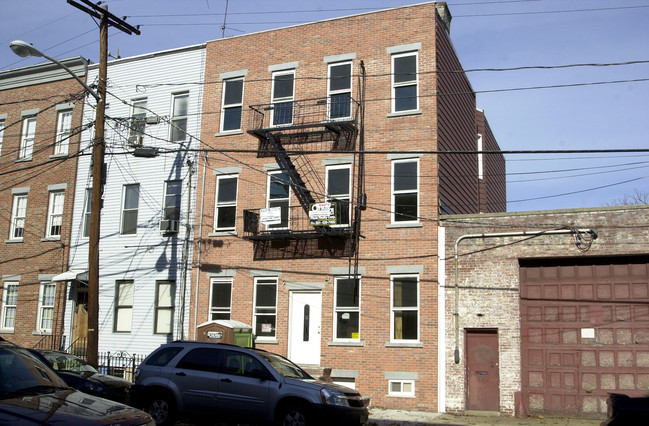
[159,219,179,233]
[127,134,143,146]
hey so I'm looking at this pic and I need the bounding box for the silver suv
[132,341,368,425]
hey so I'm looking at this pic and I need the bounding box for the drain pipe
[192,151,208,339]
[453,228,597,364]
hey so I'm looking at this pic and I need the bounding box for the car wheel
[145,391,176,426]
[277,404,311,426]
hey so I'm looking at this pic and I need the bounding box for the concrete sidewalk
[367,408,604,426]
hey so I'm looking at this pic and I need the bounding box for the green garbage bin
[196,320,254,348]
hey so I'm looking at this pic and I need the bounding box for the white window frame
[220,78,244,132]
[333,276,361,342]
[253,277,278,341]
[19,116,37,159]
[271,70,295,127]
[391,158,419,224]
[391,51,419,113]
[128,98,147,145]
[120,184,140,235]
[327,61,352,120]
[36,282,56,333]
[10,194,28,240]
[388,379,416,397]
[163,180,182,221]
[114,280,133,332]
[326,164,351,227]
[266,170,291,230]
[477,133,484,180]
[0,119,6,159]
[46,191,65,238]
[209,278,232,320]
[390,274,420,343]
[154,280,175,334]
[1,282,18,331]
[214,174,238,231]
[82,188,92,238]
[170,92,189,142]
[54,110,72,155]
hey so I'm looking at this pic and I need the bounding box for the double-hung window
[334,277,361,341]
[210,278,232,320]
[267,171,290,229]
[253,278,277,340]
[82,188,92,238]
[271,70,294,126]
[36,282,56,333]
[0,118,5,159]
[1,282,18,331]
[114,280,133,332]
[328,62,352,119]
[164,180,182,221]
[391,51,418,113]
[121,184,139,235]
[215,174,238,231]
[390,275,419,342]
[54,110,72,155]
[19,117,36,160]
[170,93,189,142]
[326,164,351,226]
[10,193,28,240]
[155,280,175,334]
[392,158,419,223]
[221,78,244,132]
[46,191,65,238]
[128,99,147,145]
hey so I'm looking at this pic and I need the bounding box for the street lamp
[10,38,106,368]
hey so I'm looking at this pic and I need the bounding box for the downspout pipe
[453,228,597,364]
[193,151,208,339]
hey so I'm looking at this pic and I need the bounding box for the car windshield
[0,346,68,398]
[42,352,97,373]
[256,351,312,380]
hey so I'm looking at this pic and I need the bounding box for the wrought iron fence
[97,350,147,382]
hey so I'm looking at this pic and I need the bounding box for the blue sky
[2,0,648,212]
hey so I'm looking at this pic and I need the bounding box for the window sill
[386,222,422,229]
[215,129,244,137]
[254,338,279,345]
[387,394,416,399]
[385,342,424,348]
[14,157,32,163]
[41,236,61,242]
[209,230,238,237]
[0,330,15,334]
[49,154,68,159]
[5,238,23,244]
[32,331,52,336]
[387,109,422,118]
[328,340,365,347]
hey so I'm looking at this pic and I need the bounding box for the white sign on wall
[260,207,282,225]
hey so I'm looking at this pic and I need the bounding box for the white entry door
[288,291,322,365]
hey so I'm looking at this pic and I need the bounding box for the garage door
[520,256,649,417]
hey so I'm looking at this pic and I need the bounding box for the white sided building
[63,44,206,357]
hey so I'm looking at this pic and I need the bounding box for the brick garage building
[0,58,87,349]
[192,2,504,412]
[439,205,649,418]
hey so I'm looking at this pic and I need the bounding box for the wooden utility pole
[67,0,140,368]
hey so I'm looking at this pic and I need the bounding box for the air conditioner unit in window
[127,134,143,146]
[159,219,179,233]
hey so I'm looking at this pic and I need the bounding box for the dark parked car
[602,392,649,425]
[28,348,132,404]
[0,337,153,425]
[132,341,369,426]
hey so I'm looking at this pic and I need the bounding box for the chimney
[436,2,452,34]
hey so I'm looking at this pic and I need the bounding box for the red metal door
[466,329,500,411]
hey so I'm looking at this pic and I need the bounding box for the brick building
[192,2,505,411]
[439,205,649,418]
[0,58,88,349]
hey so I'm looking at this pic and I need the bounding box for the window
[54,110,72,155]
[177,348,220,372]
[215,174,238,231]
[0,119,6,160]
[82,188,92,238]
[271,70,294,126]
[155,281,175,334]
[221,79,244,132]
[46,191,64,238]
[170,93,189,142]
[1,282,18,331]
[36,282,56,333]
[163,180,182,221]
[19,117,36,159]
[210,279,232,320]
[477,133,484,180]
[326,164,351,226]
[389,380,415,397]
[391,275,419,342]
[114,280,133,332]
[334,277,360,341]
[392,158,419,223]
[328,62,352,119]
[253,278,277,340]
[10,194,27,240]
[121,184,139,235]
[267,171,290,229]
[391,52,418,112]
[222,350,266,377]
[128,99,147,145]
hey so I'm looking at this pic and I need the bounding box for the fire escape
[243,66,366,260]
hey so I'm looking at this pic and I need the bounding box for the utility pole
[67,0,140,368]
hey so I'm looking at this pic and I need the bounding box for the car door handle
[176,372,186,376]
[220,378,232,383]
